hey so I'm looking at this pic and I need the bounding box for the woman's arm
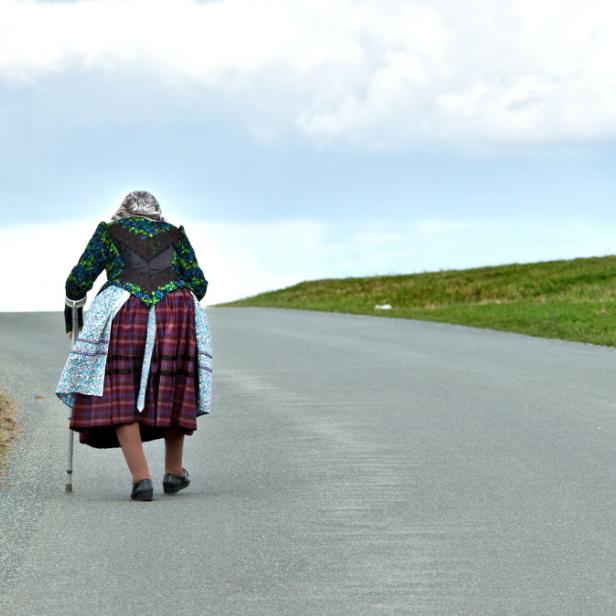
[174,225,208,301]
[64,221,108,333]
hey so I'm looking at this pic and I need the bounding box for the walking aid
[65,296,86,492]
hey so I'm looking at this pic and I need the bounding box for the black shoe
[163,468,190,494]
[131,478,154,501]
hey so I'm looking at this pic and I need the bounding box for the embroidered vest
[106,223,184,293]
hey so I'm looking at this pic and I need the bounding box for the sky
[1,0,616,310]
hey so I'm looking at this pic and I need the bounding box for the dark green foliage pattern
[65,217,208,306]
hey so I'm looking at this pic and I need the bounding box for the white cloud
[1,215,616,312]
[0,0,615,148]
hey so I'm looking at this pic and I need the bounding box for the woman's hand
[67,331,74,340]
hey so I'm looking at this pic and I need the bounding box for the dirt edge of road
[0,387,21,475]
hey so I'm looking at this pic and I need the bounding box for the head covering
[111,190,166,222]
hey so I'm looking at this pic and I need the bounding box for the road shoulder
[0,387,20,476]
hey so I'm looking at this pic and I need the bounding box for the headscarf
[111,190,166,222]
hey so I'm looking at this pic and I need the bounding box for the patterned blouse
[64,216,208,331]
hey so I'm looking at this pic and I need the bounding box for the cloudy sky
[1,0,616,311]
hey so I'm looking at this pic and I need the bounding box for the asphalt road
[2,307,616,615]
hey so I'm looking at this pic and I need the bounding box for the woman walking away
[56,191,213,502]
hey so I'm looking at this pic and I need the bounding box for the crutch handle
[65,296,86,344]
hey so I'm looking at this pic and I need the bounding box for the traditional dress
[55,193,213,449]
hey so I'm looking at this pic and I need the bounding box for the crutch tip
[65,483,73,492]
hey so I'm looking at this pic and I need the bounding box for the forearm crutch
[65,295,86,492]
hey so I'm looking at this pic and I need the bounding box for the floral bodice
[65,216,208,308]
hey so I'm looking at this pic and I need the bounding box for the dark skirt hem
[73,419,196,449]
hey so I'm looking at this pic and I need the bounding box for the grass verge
[0,388,20,474]
[220,255,616,347]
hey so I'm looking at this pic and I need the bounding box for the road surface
[2,307,616,615]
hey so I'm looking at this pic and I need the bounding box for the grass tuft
[0,388,20,472]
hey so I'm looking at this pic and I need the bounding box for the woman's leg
[164,425,185,476]
[115,422,151,484]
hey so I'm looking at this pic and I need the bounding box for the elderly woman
[56,191,213,502]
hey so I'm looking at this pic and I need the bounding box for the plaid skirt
[70,287,199,449]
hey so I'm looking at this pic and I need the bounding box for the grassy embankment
[221,255,616,347]
[0,388,19,473]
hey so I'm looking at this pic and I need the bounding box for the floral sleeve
[64,221,108,332]
[174,225,208,301]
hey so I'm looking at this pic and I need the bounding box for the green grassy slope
[219,255,616,347]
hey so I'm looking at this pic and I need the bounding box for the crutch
[65,295,86,492]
